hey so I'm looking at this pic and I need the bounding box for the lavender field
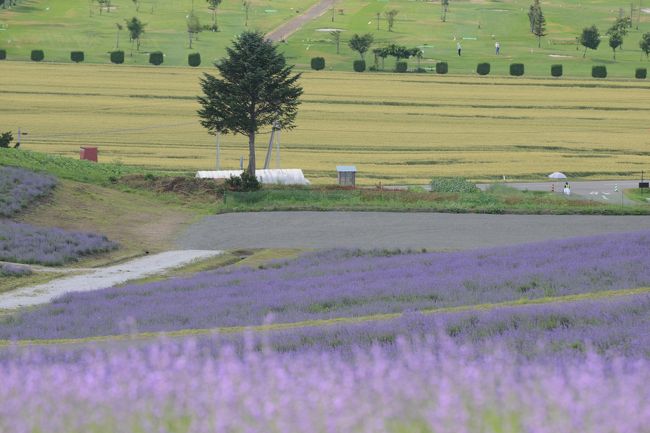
[0,221,117,266]
[0,166,56,217]
[0,263,32,277]
[3,230,649,340]
[0,337,648,433]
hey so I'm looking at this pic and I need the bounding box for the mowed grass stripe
[3,286,649,347]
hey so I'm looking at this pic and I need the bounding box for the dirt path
[178,211,650,251]
[266,0,336,42]
[0,250,222,310]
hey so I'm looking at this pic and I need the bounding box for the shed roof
[336,165,357,172]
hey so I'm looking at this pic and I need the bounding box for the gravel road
[0,250,222,310]
[177,212,650,251]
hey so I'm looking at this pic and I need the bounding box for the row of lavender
[0,166,56,217]
[0,166,117,266]
[0,336,648,433]
[0,221,117,266]
[5,230,649,339]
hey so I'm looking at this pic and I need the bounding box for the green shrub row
[305,56,645,79]
[0,49,202,67]
[2,50,648,80]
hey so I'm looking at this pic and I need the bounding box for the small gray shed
[336,165,357,186]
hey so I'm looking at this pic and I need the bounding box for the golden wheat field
[3,62,650,184]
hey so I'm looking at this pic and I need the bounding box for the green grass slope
[0,0,317,64]
[1,0,649,76]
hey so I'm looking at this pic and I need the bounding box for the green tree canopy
[125,16,146,51]
[348,33,374,60]
[532,6,547,47]
[197,31,303,174]
[641,32,650,59]
[579,25,600,58]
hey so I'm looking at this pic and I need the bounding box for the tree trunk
[247,133,256,174]
[538,36,541,48]
[189,32,193,49]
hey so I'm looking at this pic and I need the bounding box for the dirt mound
[121,174,225,198]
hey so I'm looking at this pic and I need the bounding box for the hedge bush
[225,171,261,192]
[110,50,125,64]
[509,63,524,76]
[476,63,490,76]
[0,49,6,60]
[353,60,366,72]
[30,50,44,62]
[149,51,164,66]
[551,64,563,77]
[430,177,479,193]
[395,61,408,73]
[435,62,448,74]
[636,68,647,79]
[70,51,84,63]
[311,57,325,70]
[592,65,607,78]
[188,52,201,67]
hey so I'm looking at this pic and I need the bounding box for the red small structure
[80,147,98,162]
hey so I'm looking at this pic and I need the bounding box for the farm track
[3,286,649,347]
[0,251,224,310]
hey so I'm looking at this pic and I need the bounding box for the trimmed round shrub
[435,62,448,74]
[395,61,408,73]
[30,50,44,62]
[311,57,325,71]
[551,64,563,78]
[149,51,164,66]
[592,65,607,78]
[0,49,6,60]
[476,62,490,76]
[188,52,201,67]
[635,68,647,79]
[509,63,524,76]
[110,50,125,64]
[70,51,84,63]
[353,60,366,73]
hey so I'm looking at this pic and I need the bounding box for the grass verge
[216,185,650,215]
[0,272,67,295]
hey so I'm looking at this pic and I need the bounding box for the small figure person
[563,181,571,196]
[457,41,462,56]
[495,41,500,55]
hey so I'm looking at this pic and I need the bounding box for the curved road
[177,212,650,251]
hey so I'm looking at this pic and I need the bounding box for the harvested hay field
[2,62,649,184]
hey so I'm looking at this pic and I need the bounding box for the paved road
[0,250,222,310]
[478,180,642,205]
[177,212,650,251]
[266,0,336,42]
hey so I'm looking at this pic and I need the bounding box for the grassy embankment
[2,62,650,185]
[3,148,650,217]
[0,0,648,76]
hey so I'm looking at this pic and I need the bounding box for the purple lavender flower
[2,230,650,340]
[0,221,117,266]
[0,337,648,433]
[0,166,56,217]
